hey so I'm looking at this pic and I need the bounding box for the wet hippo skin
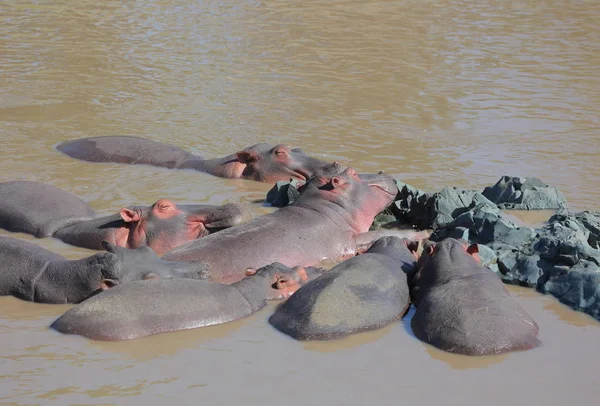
[0,181,250,255]
[163,162,426,283]
[410,238,540,356]
[0,237,209,304]
[50,263,322,340]
[57,136,331,183]
[269,236,418,340]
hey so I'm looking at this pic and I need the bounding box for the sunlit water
[1,1,599,404]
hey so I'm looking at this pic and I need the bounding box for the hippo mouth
[361,173,398,197]
[369,183,397,196]
[289,167,310,182]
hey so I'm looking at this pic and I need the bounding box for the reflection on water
[511,285,600,329]
[1,0,600,404]
[89,316,252,361]
[0,297,71,322]
[302,323,398,353]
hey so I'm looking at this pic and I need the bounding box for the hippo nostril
[378,171,385,175]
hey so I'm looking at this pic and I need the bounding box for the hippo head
[221,143,330,183]
[243,262,323,300]
[417,238,481,269]
[411,238,480,304]
[100,241,211,287]
[119,199,235,255]
[369,236,421,260]
[297,162,398,232]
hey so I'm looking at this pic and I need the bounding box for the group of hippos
[0,136,541,356]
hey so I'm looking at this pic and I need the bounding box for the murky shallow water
[1,0,599,404]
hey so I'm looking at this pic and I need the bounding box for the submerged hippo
[163,162,424,283]
[269,236,418,340]
[411,238,540,356]
[56,136,331,183]
[0,237,210,304]
[0,181,249,255]
[51,263,322,341]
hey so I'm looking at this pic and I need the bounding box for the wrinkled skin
[410,238,540,356]
[100,241,211,283]
[269,236,418,340]
[56,136,331,183]
[0,237,209,304]
[163,163,424,283]
[0,181,249,255]
[51,263,322,341]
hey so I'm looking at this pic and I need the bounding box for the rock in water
[482,176,568,210]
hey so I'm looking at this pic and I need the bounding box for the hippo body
[51,263,321,340]
[57,136,330,183]
[0,237,210,304]
[0,181,249,255]
[269,236,416,340]
[411,238,540,355]
[0,181,95,237]
[163,163,423,283]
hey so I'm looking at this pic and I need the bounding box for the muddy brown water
[1,0,599,404]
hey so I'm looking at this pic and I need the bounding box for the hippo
[0,181,249,255]
[56,136,331,183]
[0,237,210,304]
[269,236,418,340]
[410,238,540,356]
[50,263,322,341]
[163,162,426,283]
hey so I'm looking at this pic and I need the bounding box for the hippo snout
[359,173,398,196]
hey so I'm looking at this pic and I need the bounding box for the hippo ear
[329,176,346,188]
[466,244,479,256]
[273,275,293,289]
[236,151,255,164]
[245,268,257,276]
[466,244,481,263]
[120,208,140,223]
[293,266,308,281]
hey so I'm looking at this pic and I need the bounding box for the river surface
[1,0,599,405]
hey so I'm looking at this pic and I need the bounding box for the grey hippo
[50,263,322,340]
[269,236,418,340]
[410,238,540,355]
[0,237,210,304]
[0,180,249,255]
[162,162,428,283]
[56,136,331,183]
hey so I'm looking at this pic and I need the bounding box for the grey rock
[482,176,568,210]
[541,260,600,320]
[265,179,304,207]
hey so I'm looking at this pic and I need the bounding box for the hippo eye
[155,199,174,212]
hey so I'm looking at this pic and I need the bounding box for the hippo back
[51,279,255,341]
[269,252,410,340]
[411,272,540,355]
[0,181,95,237]
[56,136,196,168]
[0,236,65,298]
